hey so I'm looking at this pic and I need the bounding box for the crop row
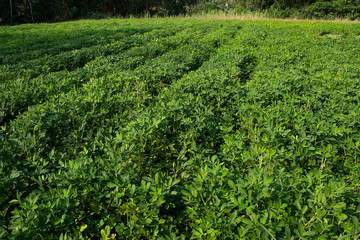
[0,27,147,66]
[0,24,228,125]
[0,27,179,82]
[0,23,242,238]
[1,20,359,239]
[0,27,174,124]
[0,19,188,65]
[91,24,360,239]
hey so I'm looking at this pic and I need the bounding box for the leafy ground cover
[1,18,360,239]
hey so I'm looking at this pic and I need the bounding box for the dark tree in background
[9,0,13,23]
[27,0,34,22]
[0,0,359,24]
[1,0,193,23]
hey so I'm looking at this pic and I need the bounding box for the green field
[1,18,360,239]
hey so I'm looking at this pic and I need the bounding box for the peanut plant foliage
[1,19,360,239]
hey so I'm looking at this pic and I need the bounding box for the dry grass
[178,12,360,23]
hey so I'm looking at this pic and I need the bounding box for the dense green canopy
[1,18,360,239]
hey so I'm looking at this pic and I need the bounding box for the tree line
[1,0,360,24]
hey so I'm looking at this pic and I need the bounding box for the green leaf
[181,189,191,199]
[285,226,291,238]
[80,224,88,232]
[333,202,346,209]
[338,234,355,240]
[101,226,111,238]
[352,216,359,230]
[228,180,237,191]
[100,229,106,238]
[230,195,238,205]
[230,211,238,224]
[337,213,348,221]
[107,182,117,188]
[303,231,317,236]
[263,175,273,185]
